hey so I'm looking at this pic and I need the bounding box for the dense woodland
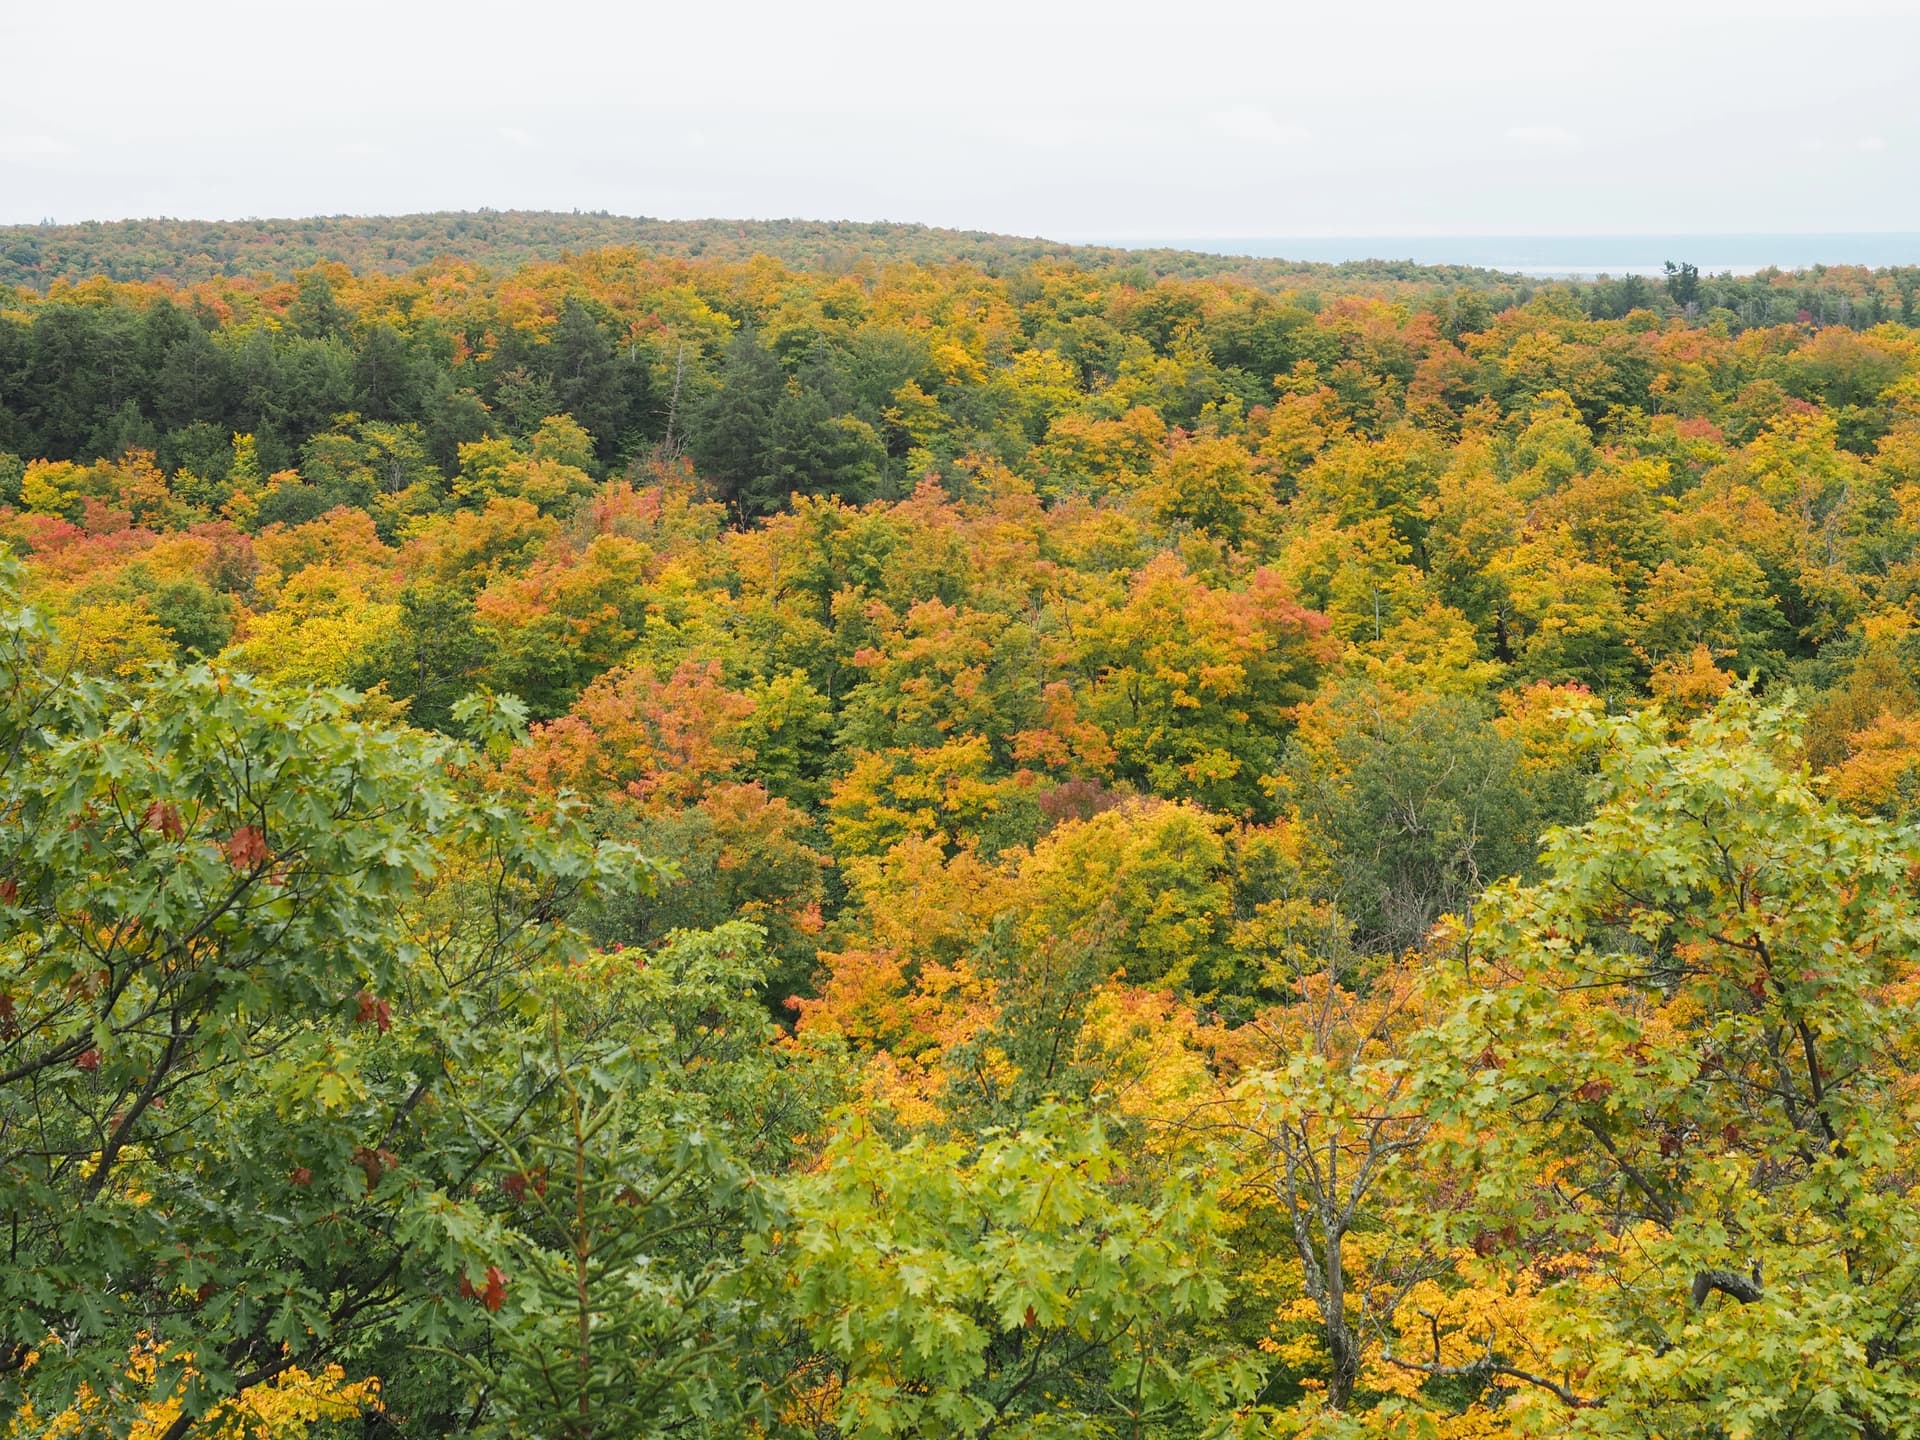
[4,225,1920,1438]
[0,213,1525,296]
[6,211,1920,330]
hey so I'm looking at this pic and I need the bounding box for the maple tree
[779,1105,1259,1439]
[1401,691,1920,1436]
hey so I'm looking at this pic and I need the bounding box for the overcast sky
[3,0,1918,238]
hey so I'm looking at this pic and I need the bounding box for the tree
[1280,681,1537,952]
[689,327,784,514]
[471,534,654,718]
[452,418,596,516]
[0,558,440,1414]
[765,378,889,514]
[435,925,830,1439]
[0,556,647,1433]
[1210,947,1438,1416]
[547,299,644,468]
[1663,260,1700,309]
[1407,689,1920,1436]
[1080,554,1333,818]
[354,581,488,731]
[780,1103,1259,1439]
[1146,432,1273,546]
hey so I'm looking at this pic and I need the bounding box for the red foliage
[354,990,393,1034]
[352,1145,397,1191]
[459,1261,512,1313]
[501,1167,549,1204]
[143,800,187,841]
[225,826,270,869]
[507,658,753,806]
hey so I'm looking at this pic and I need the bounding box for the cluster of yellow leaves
[12,1343,378,1440]
[225,565,400,687]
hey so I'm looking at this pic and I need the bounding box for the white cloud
[3,0,1918,234]
[0,134,72,157]
[1859,134,1889,151]
[496,126,536,151]
[1505,124,1579,147]
[1208,106,1310,146]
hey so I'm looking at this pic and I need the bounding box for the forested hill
[11,217,1920,1434]
[8,210,1919,333]
[0,210,1524,292]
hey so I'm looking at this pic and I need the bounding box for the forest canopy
[0,211,1539,294]
[4,218,1920,1439]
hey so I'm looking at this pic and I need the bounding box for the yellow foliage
[225,564,401,687]
[1492,680,1607,772]
[14,1342,378,1440]
[1826,709,1920,817]
[1071,985,1213,1126]
[1647,643,1736,718]
[56,599,176,677]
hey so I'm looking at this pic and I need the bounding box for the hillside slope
[0,210,1519,291]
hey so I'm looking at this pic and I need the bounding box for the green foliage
[0,559,655,1429]
[8,212,1920,1440]
[1410,689,1920,1436]
[1280,684,1538,951]
[0,562,450,1411]
[434,925,832,1439]
[781,1104,1259,1438]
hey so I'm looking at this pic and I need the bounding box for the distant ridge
[0,210,1526,293]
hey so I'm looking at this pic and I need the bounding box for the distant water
[1099,234,1920,278]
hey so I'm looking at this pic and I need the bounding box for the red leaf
[225,825,270,869]
[352,1145,388,1191]
[74,1048,101,1072]
[290,1166,313,1187]
[354,991,393,1033]
[482,1264,507,1313]
[1572,1078,1613,1103]
[0,878,17,904]
[143,800,186,840]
